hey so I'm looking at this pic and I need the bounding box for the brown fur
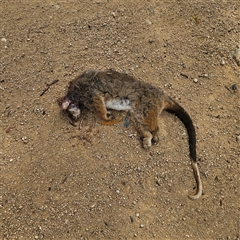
[59,69,202,199]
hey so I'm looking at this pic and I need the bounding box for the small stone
[233,48,240,66]
[199,73,209,78]
[236,135,240,142]
[220,60,225,65]
[1,38,7,42]
[140,224,144,228]
[136,213,140,217]
[21,136,28,144]
[146,19,152,25]
[193,78,198,83]
[147,7,155,13]
[231,84,237,91]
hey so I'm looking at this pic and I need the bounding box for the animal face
[61,98,81,121]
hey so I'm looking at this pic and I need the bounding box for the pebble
[193,78,198,83]
[21,136,28,144]
[220,60,226,65]
[147,7,155,13]
[236,135,240,142]
[146,19,152,25]
[231,84,237,91]
[140,224,144,228]
[1,38,7,42]
[233,48,240,66]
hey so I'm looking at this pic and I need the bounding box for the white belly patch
[105,98,132,111]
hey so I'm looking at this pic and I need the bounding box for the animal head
[59,97,81,121]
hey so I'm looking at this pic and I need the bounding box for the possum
[59,69,202,200]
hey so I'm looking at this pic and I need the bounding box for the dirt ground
[1,1,239,239]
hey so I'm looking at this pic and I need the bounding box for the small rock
[146,19,152,25]
[233,48,240,66]
[199,73,209,78]
[140,224,144,228]
[147,7,155,13]
[21,136,28,144]
[236,135,240,142]
[231,84,237,91]
[1,38,7,42]
[193,78,198,83]
[220,60,226,65]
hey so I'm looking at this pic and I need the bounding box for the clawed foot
[152,133,160,144]
[142,137,152,149]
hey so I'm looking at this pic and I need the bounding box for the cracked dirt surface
[1,1,239,239]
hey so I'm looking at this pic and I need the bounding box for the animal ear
[61,98,71,110]
[85,69,98,78]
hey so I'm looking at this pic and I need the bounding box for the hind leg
[130,108,159,149]
[134,120,153,149]
[152,126,160,144]
[142,108,160,147]
[92,95,112,120]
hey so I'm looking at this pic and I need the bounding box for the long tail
[164,97,202,200]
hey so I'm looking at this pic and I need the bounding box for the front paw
[142,137,152,149]
[152,134,160,143]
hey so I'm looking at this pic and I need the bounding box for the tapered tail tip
[188,161,203,200]
[188,187,202,200]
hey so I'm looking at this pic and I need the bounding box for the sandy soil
[1,1,239,239]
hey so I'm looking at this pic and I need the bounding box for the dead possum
[59,69,202,200]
